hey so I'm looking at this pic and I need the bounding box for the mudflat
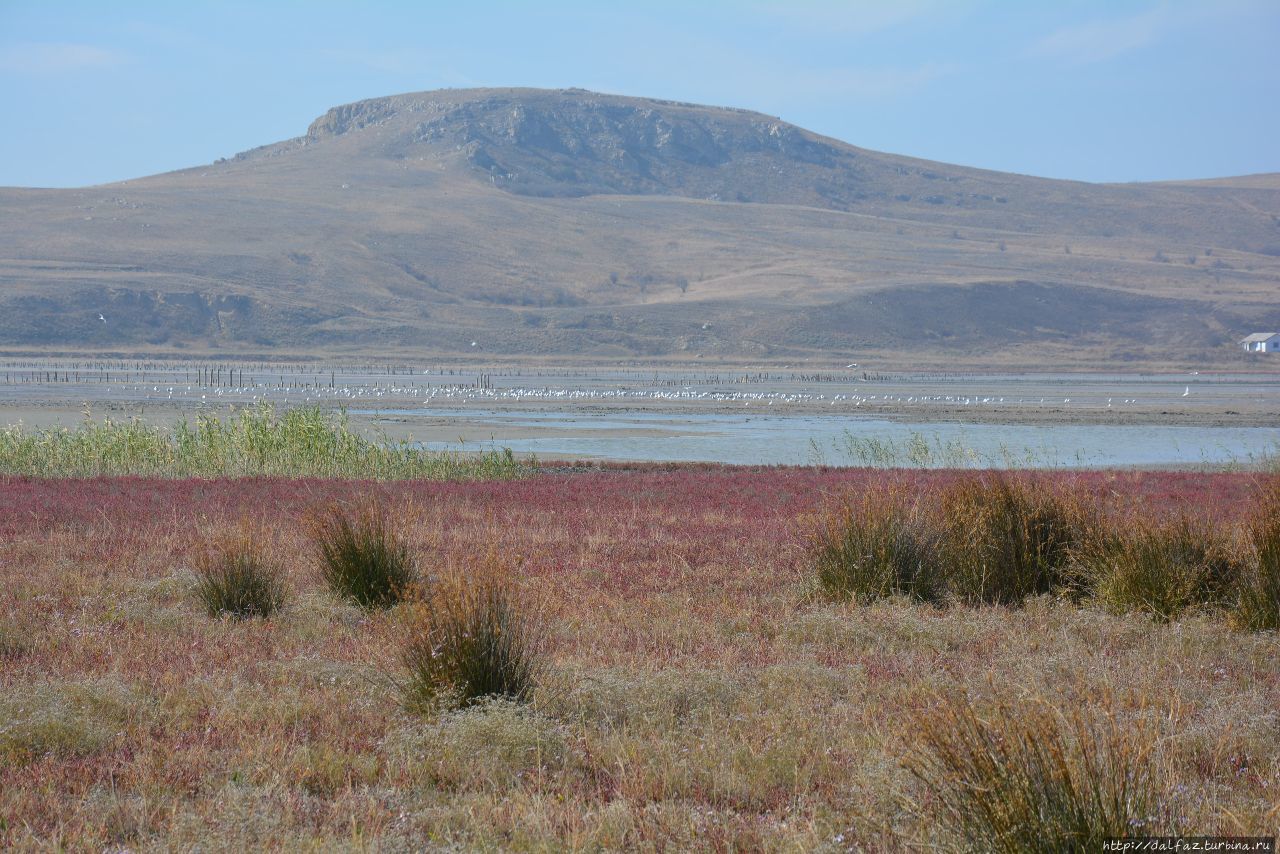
[1,363,1275,427]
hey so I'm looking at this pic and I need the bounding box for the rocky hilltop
[305,89,855,203]
[1,87,1278,366]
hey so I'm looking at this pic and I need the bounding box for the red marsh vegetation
[1,467,1277,849]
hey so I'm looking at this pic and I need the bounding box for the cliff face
[299,88,1000,210]
[1,87,1278,364]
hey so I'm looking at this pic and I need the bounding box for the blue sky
[1,0,1277,187]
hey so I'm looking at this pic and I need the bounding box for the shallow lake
[363,409,1280,468]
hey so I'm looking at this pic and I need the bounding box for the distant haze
[1,0,1278,188]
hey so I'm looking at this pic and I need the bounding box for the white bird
[97,313,106,323]
[1183,386,1190,397]
[470,341,477,347]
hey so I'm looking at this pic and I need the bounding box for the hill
[1,86,1278,367]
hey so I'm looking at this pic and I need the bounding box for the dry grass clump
[810,475,1280,631]
[401,559,545,712]
[938,474,1086,605]
[194,525,287,619]
[811,489,942,603]
[1235,493,1280,632]
[312,500,417,608]
[1080,514,1242,622]
[811,475,1087,607]
[907,693,1169,852]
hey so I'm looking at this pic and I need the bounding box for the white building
[1240,332,1280,353]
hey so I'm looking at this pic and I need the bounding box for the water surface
[364,409,1280,467]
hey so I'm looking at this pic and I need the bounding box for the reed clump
[194,526,287,619]
[0,403,529,479]
[906,693,1166,852]
[805,476,1280,631]
[1079,514,1242,622]
[1234,491,1280,631]
[938,474,1086,605]
[313,501,417,608]
[811,489,942,603]
[810,475,1087,607]
[401,559,545,712]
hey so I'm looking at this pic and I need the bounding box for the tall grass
[809,476,1086,606]
[194,527,287,619]
[938,475,1086,605]
[806,476,1280,630]
[313,501,417,608]
[811,490,942,603]
[1235,491,1280,631]
[907,694,1166,852]
[1079,515,1241,622]
[836,429,1067,469]
[401,561,544,712]
[0,404,529,479]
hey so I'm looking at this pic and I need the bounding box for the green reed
[0,404,530,480]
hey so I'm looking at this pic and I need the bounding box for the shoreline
[0,395,1275,430]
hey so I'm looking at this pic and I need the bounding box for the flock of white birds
[98,380,1166,411]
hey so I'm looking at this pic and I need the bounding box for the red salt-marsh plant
[0,467,1276,849]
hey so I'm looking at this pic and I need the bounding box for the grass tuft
[313,501,417,608]
[1080,514,1241,621]
[401,559,544,712]
[811,489,942,603]
[1235,489,1280,631]
[194,527,287,619]
[938,474,1085,605]
[906,693,1167,852]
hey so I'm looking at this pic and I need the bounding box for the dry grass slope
[2,87,1279,367]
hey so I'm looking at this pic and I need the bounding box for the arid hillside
[1,87,1278,367]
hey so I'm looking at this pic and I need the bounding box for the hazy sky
[2,0,1277,187]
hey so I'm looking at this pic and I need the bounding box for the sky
[1,0,1277,188]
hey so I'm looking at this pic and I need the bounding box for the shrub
[194,528,287,619]
[401,562,544,712]
[939,475,1084,605]
[1080,514,1241,621]
[1235,496,1280,631]
[811,490,941,603]
[906,694,1165,852]
[313,501,417,608]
